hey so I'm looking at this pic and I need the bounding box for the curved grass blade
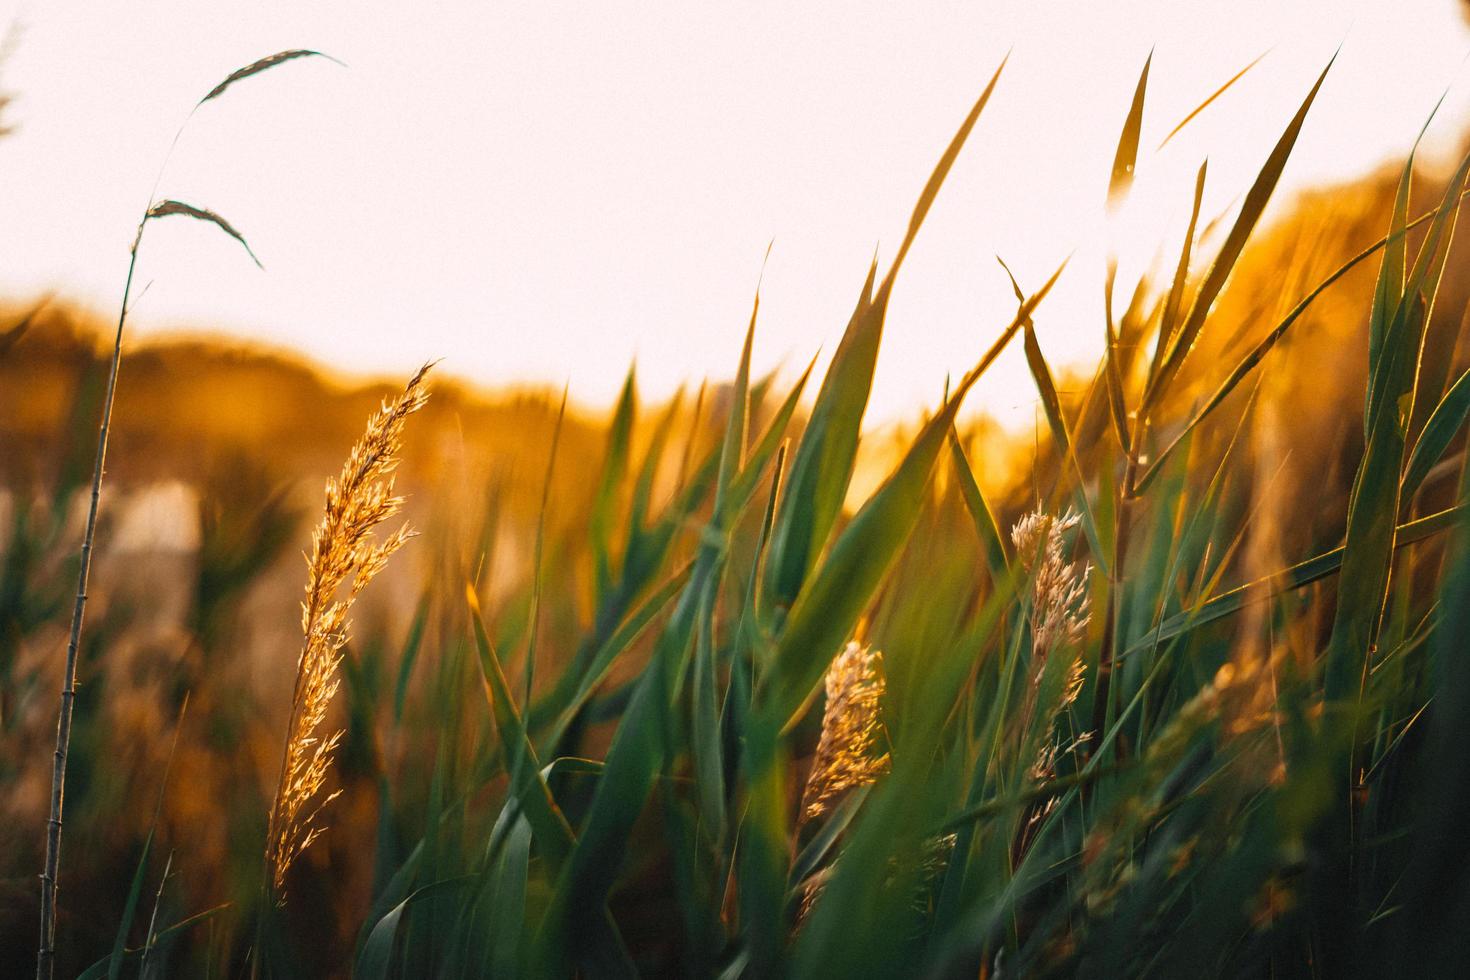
[1368,90,1445,426]
[591,369,637,598]
[525,388,569,711]
[145,200,262,268]
[104,696,186,980]
[537,559,693,752]
[199,49,342,105]
[693,292,763,842]
[534,581,702,976]
[487,816,533,977]
[1000,257,1108,572]
[356,877,470,980]
[1404,368,1470,503]
[392,595,430,724]
[729,354,815,508]
[1102,266,1132,454]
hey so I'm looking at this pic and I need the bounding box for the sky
[2,1,1469,430]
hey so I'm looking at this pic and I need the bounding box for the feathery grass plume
[264,364,431,897]
[1012,509,1091,734]
[800,641,890,823]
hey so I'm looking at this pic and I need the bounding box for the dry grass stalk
[199,49,339,105]
[800,641,889,824]
[263,364,431,897]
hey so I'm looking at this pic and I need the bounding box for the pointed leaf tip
[1108,52,1152,209]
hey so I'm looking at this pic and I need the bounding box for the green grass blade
[1404,368,1470,503]
[948,429,1009,587]
[591,368,637,597]
[690,574,726,840]
[537,559,693,751]
[1143,55,1335,414]
[391,595,430,725]
[715,292,759,516]
[1328,150,1470,700]
[729,356,814,508]
[487,817,533,978]
[1123,504,1464,661]
[1133,195,1458,493]
[356,878,470,980]
[763,258,878,607]
[1103,265,1132,454]
[77,906,228,980]
[765,58,1006,609]
[468,589,575,870]
[1019,316,1108,573]
[758,269,1060,730]
[1368,91,1444,424]
[1150,161,1207,379]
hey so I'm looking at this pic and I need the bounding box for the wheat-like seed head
[800,641,890,823]
[264,364,431,898]
[1011,509,1091,668]
[1011,509,1092,774]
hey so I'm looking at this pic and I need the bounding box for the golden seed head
[264,364,431,899]
[800,641,890,823]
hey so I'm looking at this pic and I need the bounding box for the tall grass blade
[1142,56,1335,414]
[1156,49,1269,149]
[765,58,1006,609]
[1107,52,1150,210]
[1404,368,1470,503]
[759,267,1060,730]
[1328,150,1470,700]
[468,588,574,870]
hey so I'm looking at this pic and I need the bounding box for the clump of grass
[263,364,430,897]
[22,37,1470,979]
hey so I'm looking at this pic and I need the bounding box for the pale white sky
[1,2,1468,429]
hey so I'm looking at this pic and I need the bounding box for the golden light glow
[0,1,1467,429]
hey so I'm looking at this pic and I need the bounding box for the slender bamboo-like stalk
[36,51,332,975]
[36,236,141,980]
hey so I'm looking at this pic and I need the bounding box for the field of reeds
[6,47,1470,978]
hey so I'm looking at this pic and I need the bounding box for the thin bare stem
[37,232,141,980]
